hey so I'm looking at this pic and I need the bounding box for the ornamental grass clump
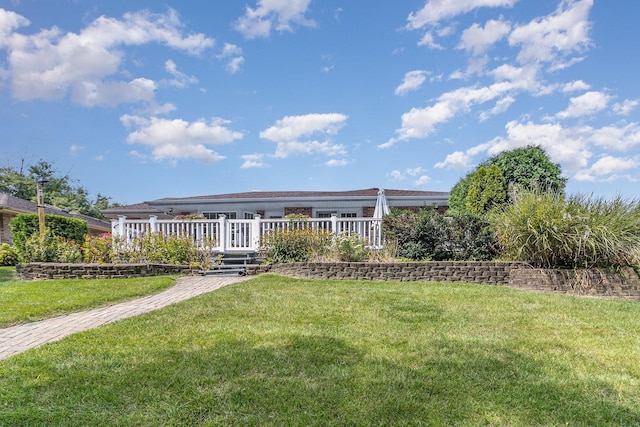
[490,189,640,268]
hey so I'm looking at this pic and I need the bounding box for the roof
[151,188,449,203]
[0,193,111,231]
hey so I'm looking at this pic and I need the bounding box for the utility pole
[37,178,49,236]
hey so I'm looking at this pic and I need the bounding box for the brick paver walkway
[0,275,251,361]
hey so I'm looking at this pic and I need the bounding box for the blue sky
[1,0,639,205]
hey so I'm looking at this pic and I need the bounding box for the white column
[331,214,338,237]
[218,215,227,252]
[251,214,262,252]
[117,215,126,238]
[149,215,158,234]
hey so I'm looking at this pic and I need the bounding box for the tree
[490,146,566,195]
[465,164,506,215]
[0,158,118,220]
[448,145,565,214]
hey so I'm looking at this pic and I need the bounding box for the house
[0,193,111,245]
[102,188,450,220]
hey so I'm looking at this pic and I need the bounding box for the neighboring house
[102,188,449,220]
[0,193,111,245]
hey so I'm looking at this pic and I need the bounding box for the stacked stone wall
[15,261,640,300]
[247,262,640,300]
[247,261,518,284]
[16,263,196,280]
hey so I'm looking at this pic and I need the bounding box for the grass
[0,267,176,327]
[1,274,639,426]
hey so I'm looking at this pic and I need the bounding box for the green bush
[0,243,19,266]
[9,213,88,257]
[490,189,640,268]
[111,233,215,268]
[333,232,370,262]
[83,233,113,263]
[260,228,333,263]
[383,209,498,261]
[21,229,83,263]
[442,214,498,261]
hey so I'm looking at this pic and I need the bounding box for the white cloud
[435,150,473,169]
[234,0,315,39]
[395,70,428,95]
[562,80,590,92]
[260,113,348,158]
[260,113,347,142]
[241,153,269,169]
[120,115,243,163]
[0,8,214,106]
[458,19,511,55]
[417,32,444,49]
[383,80,526,148]
[574,156,639,182]
[508,0,593,68]
[479,95,515,122]
[72,78,157,107]
[588,122,640,151]
[437,119,640,178]
[406,166,426,176]
[69,144,84,156]
[557,91,610,119]
[613,99,639,116]
[407,0,518,29]
[414,175,432,186]
[325,159,349,167]
[0,8,29,43]
[387,167,429,182]
[217,43,244,74]
[387,170,405,181]
[164,59,198,88]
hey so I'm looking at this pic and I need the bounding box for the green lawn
[1,274,639,426]
[0,267,176,327]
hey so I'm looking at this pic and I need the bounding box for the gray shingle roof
[0,193,111,231]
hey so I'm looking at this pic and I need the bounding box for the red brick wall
[284,207,312,217]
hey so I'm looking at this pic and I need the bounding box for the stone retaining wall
[247,262,640,300]
[16,263,196,280]
[509,267,640,300]
[16,261,640,300]
[246,261,521,284]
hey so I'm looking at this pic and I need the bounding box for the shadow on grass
[2,332,638,426]
[0,267,16,283]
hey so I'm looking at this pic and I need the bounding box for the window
[244,212,255,219]
[317,212,335,218]
[203,212,237,219]
[341,212,357,218]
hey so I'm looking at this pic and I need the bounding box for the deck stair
[199,253,262,277]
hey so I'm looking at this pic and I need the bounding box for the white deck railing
[111,214,384,253]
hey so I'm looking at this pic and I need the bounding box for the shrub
[490,189,640,268]
[442,214,498,261]
[333,232,370,262]
[0,243,19,266]
[111,233,215,268]
[260,228,333,263]
[383,208,498,261]
[21,229,83,263]
[10,213,88,257]
[83,233,113,263]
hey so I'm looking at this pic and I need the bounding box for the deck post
[251,214,261,252]
[149,215,158,234]
[117,215,126,239]
[330,214,338,237]
[218,215,227,252]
